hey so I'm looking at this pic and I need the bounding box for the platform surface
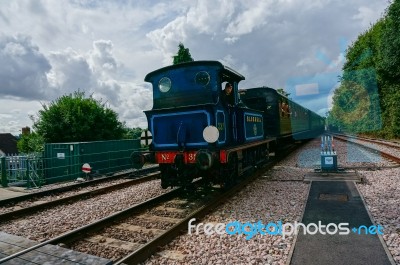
[290,181,394,265]
[304,171,362,182]
[0,232,113,265]
[0,187,29,200]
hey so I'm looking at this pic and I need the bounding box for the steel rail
[332,134,400,164]
[0,140,308,264]
[0,186,180,264]
[332,133,400,150]
[0,166,159,206]
[114,141,304,264]
[0,172,159,222]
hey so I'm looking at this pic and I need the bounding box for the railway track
[0,171,160,223]
[331,133,400,166]
[0,165,159,208]
[0,166,268,264]
[0,140,307,264]
[335,133,400,150]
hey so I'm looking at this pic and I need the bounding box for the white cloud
[47,47,94,98]
[0,0,390,135]
[89,40,118,74]
[0,99,42,135]
[224,37,239,44]
[353,6,384,28]
[225,0,271,36]
[0,35,51,100]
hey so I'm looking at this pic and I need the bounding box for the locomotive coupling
[195,150,215,170]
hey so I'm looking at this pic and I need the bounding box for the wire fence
[0,145,146,189]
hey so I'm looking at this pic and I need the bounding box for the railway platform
[0,187,29,201]
[0,232,112,265]
[289,180,395,265]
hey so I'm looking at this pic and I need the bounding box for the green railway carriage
[239,87,324,141]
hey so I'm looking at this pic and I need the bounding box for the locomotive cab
[144,61,261,150]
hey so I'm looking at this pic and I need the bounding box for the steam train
[132,61,324,188]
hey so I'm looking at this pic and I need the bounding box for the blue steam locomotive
[133,61,324,188]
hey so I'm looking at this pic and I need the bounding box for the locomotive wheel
[258,146,269,166]
[160,164,175,189]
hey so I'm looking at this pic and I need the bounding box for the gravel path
[357,168,400,264]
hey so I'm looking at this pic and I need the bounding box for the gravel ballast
[145,138,399,264]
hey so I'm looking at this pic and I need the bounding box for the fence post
[26,159,31,190]
[1,157,8,187]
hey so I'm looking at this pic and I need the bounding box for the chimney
[22,127,31,135]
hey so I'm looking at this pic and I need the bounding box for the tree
[123,127,144,139]
[380,0,400,83]
[34,91,126,143]
[17,132,45,153]
[332,0,400,138]
[172,43,194,65]
[329,79,381,133]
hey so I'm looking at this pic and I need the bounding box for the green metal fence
[44,139,141,184]
[0,139,142,187]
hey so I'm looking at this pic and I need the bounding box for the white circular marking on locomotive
[203,126,219,143]
[140,130,153,146]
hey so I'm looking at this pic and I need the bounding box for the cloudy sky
[0,0,387,135]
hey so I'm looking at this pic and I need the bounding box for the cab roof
[144,60,245,82]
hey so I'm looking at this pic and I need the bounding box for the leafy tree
[34,91,125,143]
[123,127,144,139]
[172,43,194,64]
[380,0,400,83]
[328,6,400,138]
[17,132,45,153]
[329,79,381,133]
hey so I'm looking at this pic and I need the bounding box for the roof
[0,133,18,155]
[144,60,245,82]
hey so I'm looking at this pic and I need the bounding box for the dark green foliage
[123,127,144,139]
[330,74,382,133]
[380,0,400,82]
[329,0,400,139]
[172,43,194,65]
[34,91,125,143]
[17,132,44,153]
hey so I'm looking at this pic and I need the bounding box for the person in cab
[221,82,235,106]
